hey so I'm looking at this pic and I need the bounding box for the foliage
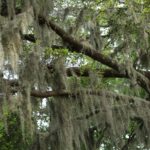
[0,113,31,150]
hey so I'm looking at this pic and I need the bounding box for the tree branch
[66,67,127,78]
[2,67,127,92]
[30,89,148,103]
[38,16,120,71]
[21,17,150,95]
[37,16,150,95]
[31,90,69,98]
[22,33,150,81]
[22,33,150,80]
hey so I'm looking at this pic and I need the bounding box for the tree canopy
[0,0,150,149]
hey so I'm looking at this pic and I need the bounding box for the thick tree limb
[30,89,148,103]
[20,19,150,94]
[66,67,127,78]
[31,90,69,98]
[22,34,150,79]
[2,68,127,91]
[22,33,150,80]
[22,33,123,77]
[47,64,126,78]
[38,16,120,71]
[37,16,150,95]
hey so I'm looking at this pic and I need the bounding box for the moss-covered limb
[30,90,69,98]
[2,67,149,96]
[22,36,150,94]
[30,89,148,102]
[2,66,150,99]
[39,17,150,95]
[66,67,127,78]
[2,68,127,89]
[47,64,127,78]
[22,33,150,81]
[38,16,120,71]
[22,34,126,77]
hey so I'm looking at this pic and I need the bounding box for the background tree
[0,0,150,149]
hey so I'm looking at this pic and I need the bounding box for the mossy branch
[36,16,150,95]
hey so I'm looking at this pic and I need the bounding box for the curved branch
[31,90,69,98]
[22,34,150,80]
[37,16,150,95]
[22,18,150,95]
[66,67,127,78]
[38,16,120,71]
[31,89,149,103]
